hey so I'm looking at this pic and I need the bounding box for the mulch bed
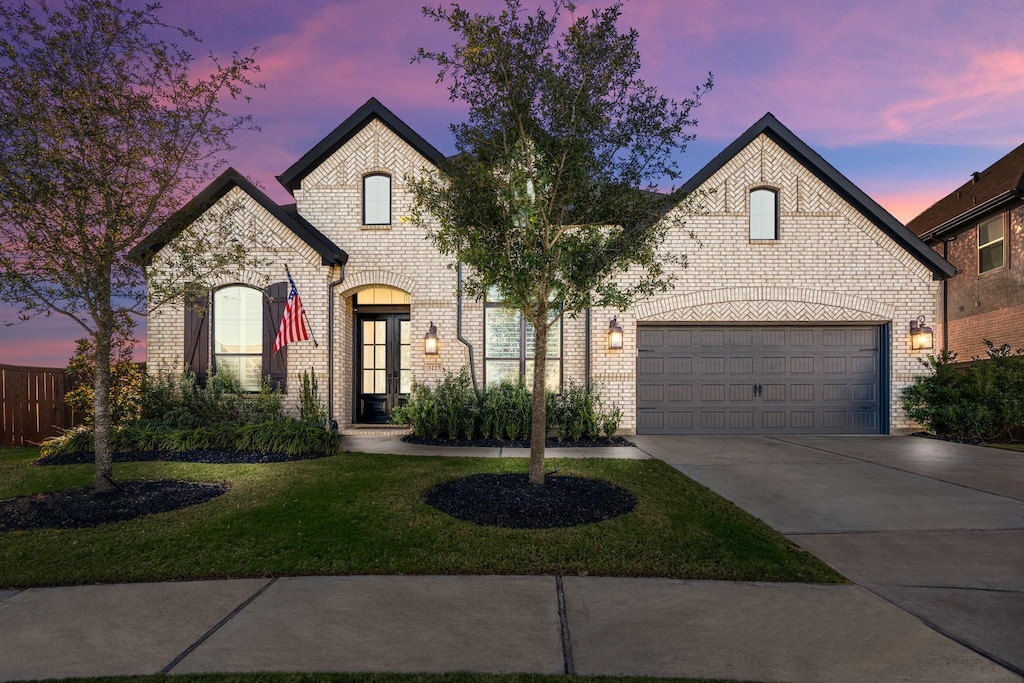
[35,448,332,466]
[0,480,228,532]
[424,472,637,529]
[403,435,635,449]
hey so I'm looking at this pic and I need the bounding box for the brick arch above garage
[634,286,896,323]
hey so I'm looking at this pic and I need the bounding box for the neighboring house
[134,98,953,435]
[906,143,1024,360]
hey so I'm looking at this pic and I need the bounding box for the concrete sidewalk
[0,575,1017,682]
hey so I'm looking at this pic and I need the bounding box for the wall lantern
[424,321,439,355]
[910,315,934,351]
[607,316,624,350]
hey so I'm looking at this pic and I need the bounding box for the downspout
[457,262,478,391]
[327,258,347,430]
[942,240,950,353]
[584,307,591,390]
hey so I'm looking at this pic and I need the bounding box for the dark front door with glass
[356,313,410,423]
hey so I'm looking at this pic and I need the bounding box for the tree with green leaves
[0,0,261,492]
[410,0,712,484]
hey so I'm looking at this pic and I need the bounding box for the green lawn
[989,442,1024,453]
[0,448,843,588]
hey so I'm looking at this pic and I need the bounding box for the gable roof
[679,113,955,279]
[129,168,347,267]
[906,142,1024,241]
[277,97,447,193]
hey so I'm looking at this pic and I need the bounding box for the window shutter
[184,291,210,386]
[263,281,289,391]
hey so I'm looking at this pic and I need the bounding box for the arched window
[749,188,778,240]
[363,174,391,225]
[213,285,263,392]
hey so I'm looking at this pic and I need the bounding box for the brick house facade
[135,99,954,435]
[906,143,1024,360]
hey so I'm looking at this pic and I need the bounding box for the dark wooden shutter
[264,281,289,391]
[184,291,210,386]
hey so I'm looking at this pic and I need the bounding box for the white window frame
[749,188,779,240]
[978,213,1006,274]
[363,174,391,225]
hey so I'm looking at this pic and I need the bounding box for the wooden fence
[0,364,81,446]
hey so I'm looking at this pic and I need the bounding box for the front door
[356,313,411,423]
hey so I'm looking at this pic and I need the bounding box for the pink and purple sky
[3,0,1023,366]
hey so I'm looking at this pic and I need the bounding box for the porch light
[424,321,439,355]
[607,316,624,350]
[910,315,934,350]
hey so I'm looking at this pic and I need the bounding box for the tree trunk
[93,306,115,494]
[528,307,548,486]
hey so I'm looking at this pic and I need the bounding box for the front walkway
[633,434,1024,678]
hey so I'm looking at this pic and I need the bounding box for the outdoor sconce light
[910,315,934,350]
[607,316,624,350]
[424,321,439,355]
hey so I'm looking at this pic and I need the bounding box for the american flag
[272,273,310,354]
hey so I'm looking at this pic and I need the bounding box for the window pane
[525,360,561,392]
[216,356,240,382]
[239,356,262,392]
[979,216,1004,246]
[400,370,411,395]
[363,370,375,392]
[374,345,386,369]
[525,317,561,357]
[750,189,777,239]
[375,320,387,341]
[400,320,410,345]
[374,370,387,394]
[485,360,520,388]
[363,320,375,344]
[364,175,391,224]
[214,286,262,354]
[980,243,1004,272]
[486,307,520,358]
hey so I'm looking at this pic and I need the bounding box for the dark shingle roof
[129,168,347,267]
[679,113,955,279]
[277,98,446,193]
[905,142,1024,240]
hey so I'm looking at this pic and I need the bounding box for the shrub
[901,341,1024,441]
[64,333,145,426]
[41,419,339,458]
[140,369,283,429]
[392,368,622,441]
[299,368,328,428]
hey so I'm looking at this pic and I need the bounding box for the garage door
[636,325,881,435]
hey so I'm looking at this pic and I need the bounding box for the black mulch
[423,473,637,529]
[403,435,635,449]
[910,432,985,446]
[0,480,228,532]
[36,448,332,466]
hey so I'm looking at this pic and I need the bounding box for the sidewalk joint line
[555,575,575,676]
[161,577,278,674]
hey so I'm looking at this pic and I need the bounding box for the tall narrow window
[978,214,1005,273]
[213,285,263,391]
[363,174,391,225]
[749,188,778,240]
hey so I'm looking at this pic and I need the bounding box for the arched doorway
[353,286,411,423]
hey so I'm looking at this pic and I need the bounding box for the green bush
[391,367,622,441]
[901,341,1024,441]
[41,419,339,458]
[299,368,328,427]
[140,369,284,429]
[64,333,145,427]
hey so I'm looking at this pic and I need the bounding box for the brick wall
[148,122,940,434]
[590,134,938,433]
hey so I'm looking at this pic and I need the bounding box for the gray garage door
[636,325,882,435]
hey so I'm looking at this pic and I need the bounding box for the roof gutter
[919,190,1020,242]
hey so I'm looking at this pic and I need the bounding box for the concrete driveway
[633,434,1024,677]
